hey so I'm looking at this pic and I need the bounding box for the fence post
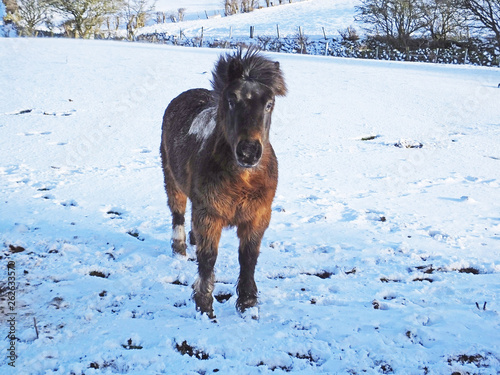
[298,26,304,54]
[464,48,469,64]
[277,24,280,39]
[325,41,329,56]
[322,27,327,40]
[200,27,204,47]
[250,26,254,38]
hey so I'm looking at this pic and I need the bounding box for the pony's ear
[273,61,287,97]
[228,58,244,83]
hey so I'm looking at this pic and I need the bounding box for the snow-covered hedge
[135,32,500,67]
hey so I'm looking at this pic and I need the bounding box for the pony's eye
[265,100,274,112]
[227,94,237,109]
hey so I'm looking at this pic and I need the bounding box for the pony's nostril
[237,141,254,157]
[236,140,262,167]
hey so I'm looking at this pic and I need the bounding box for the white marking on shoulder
[188,107,217,144]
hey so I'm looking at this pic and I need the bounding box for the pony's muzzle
[236,139,263,168]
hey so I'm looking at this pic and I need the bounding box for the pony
[160,47,287,318]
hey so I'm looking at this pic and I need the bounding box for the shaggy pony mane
[211,46,287,98]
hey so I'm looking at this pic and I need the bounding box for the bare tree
[2,0,18,33]
[47,0,123,38]
[420,0,468,41]
[3,0,18,14]
[121,0,155,40]
[339,25,360,42]
[224,0,239,15]
[9,0,50,35]
[355,0,426,46]
[177,7,185,21]
[241,0,259,12]
[223,0,259,14]
[155,11,165,23]
[460,0,500,47]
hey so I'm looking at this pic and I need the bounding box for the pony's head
[212,47,287,168]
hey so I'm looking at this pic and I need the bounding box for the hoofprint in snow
[1,38,499,374]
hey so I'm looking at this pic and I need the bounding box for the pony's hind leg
[163,168,188,255]
[170,195,187,256]
[189,218,197,246]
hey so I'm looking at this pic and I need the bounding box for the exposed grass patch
[214,292,233,303]
[415,264,437,274]
[412,277,434,283]
[175,340,209,360]
[171,279,188,286]
[127,230,144,241]
[304,270,334,279]
[345,267,357,275]
[288,350,319,364]
[89,270,109,278]
[458,267,480,275]
[394,140,423,148]
[122,338,143,350]
[9,244,26,253]
[380,277,401,283]
[448,353,488,368]
[88,360,115,370]
[15,109,33,115]
[360,135,379,141]
[257,361,292,372]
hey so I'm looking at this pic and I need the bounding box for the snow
[155,0,221,13]
[1,37,500,374]
[154,0,223,21]
[140,0,360,39]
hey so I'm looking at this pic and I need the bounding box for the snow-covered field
[141,0,359,39]
[1,37,500,374]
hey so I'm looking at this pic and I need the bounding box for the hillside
[140,0,360,39]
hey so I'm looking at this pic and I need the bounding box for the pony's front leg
[236,222,267,314]
[192,213,223,319]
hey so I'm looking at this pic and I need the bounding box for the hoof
[238,305,259,320]
[198,308,216,320]
[195,303,215,320]
[172,239,187,256]
[236,295,258,314]
[193,291,215,319]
